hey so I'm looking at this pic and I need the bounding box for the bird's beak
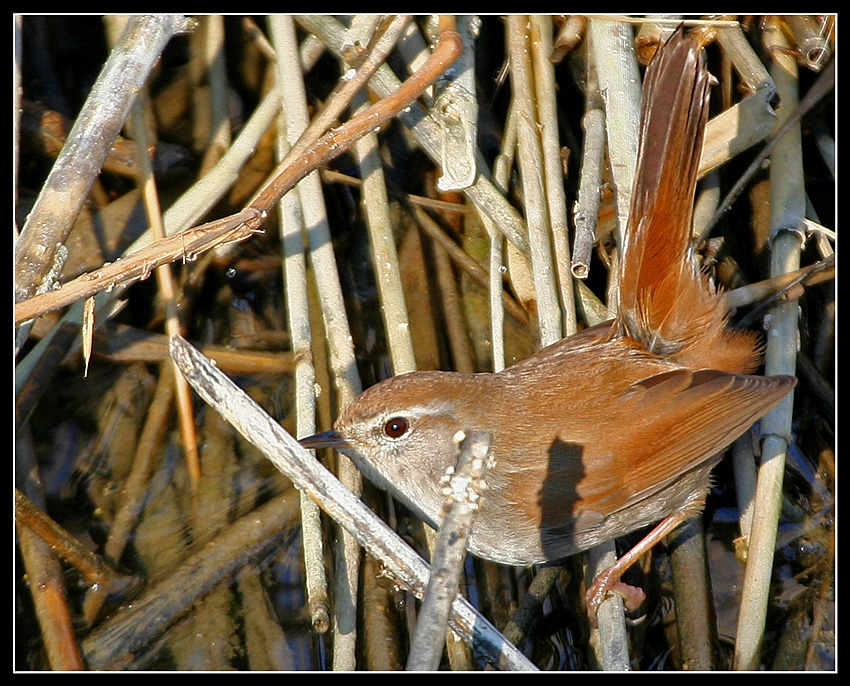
[298,430,351,450]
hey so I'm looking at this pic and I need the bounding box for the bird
[299,26,796,613]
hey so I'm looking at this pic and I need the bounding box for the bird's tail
[615,27,760,374]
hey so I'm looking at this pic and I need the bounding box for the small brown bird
[300,28,796,611]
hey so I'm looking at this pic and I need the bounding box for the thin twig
[531,15,577,335]
[480,135,517,373]
[433,225,477,373]
[271,16,366,667]
[15,433,84,670]
[406,430,493,671]
[191,16,231,176]
[725,256,834,322]
[268,14,330,637]
[734,18,804,670]
[411,203,529,327]
[15,488,140,597]
[128,91,201,489]
[699,55,834,243]
[508,16,561,346]
[321,168,474,214]
[352,91,417,375]
[15,209,263,326]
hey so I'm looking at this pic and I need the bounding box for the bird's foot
[585,569,646,627]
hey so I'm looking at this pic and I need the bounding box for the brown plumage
[300,28,796,610]
[615,27,760,375]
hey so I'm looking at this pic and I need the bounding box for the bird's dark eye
[383,417,409,439]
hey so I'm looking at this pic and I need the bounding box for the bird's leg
[586,510,692,624]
